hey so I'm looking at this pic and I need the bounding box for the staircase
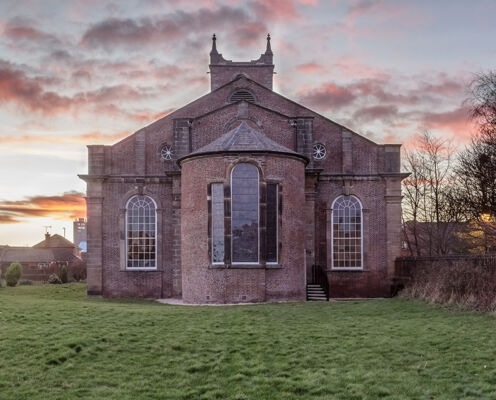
[306,284,328,301]
[307,264,329,301]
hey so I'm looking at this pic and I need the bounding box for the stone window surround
[118,188,164,272]
[326,194,367,272]
[125,195,158,270]
[207,160,283,269]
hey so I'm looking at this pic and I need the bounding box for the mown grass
[0,284,495,399]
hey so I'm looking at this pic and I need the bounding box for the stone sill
[327,268,367,273]
[123,268,161,272]
[209,264,283,269]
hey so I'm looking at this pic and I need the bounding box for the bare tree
[453,70,496,252]
[402,131,462,256]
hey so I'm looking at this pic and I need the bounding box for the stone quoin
[79,34,408,303]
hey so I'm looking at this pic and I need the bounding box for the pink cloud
[416,105,475,141]
[0,61,72,115]
[353,104,399,123]
[297,82,357,109]
[297,62,325,73]
[331,56,389,79]
[2,18,61,47]
[81,6,268,50]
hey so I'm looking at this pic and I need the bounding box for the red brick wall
[180,154,306,303]
[83,73,403,300]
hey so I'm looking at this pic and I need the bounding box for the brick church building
[80,35,407,303]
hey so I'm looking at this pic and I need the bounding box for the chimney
[45,232,51,243]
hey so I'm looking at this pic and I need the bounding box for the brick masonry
[79,36,407,301]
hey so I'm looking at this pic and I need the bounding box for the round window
[160,144,174,161]
[312,143,327,160]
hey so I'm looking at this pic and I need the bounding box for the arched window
[231,163,259,263]
[126,196,157,269]
[331,196,363,269]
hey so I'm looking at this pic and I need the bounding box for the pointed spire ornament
[265,33,273,55]
[210,33,218,55]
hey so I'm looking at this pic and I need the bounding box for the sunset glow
[0,0,494,245]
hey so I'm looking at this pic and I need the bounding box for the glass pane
[126,196,156,268]
[266,183,278,263]
[232,164,259,263]
[211,183,225,263]
[332,196,362,268]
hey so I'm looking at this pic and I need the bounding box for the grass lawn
[0,285,496,399]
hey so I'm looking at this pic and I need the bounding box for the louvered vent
[229,90,255,103]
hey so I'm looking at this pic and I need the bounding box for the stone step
[307,296,327,301]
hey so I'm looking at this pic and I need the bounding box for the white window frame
[125,195,158,271]
[231,163,260,265]
[330,195,364,270]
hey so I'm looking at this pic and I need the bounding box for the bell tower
[209,34,274,91]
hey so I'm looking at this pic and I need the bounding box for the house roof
[0,246,82,263]
[33,234,77,249]
[179,120,308,164]
[0,247,55,263]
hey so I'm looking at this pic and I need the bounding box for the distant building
[0,233,83,281]
[73,218,87,252]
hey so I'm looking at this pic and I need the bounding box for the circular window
[159,144,174,161]
[312,143,327,160]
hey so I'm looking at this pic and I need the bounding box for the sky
[0,0,495,246]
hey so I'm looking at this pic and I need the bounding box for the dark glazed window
[266,183,278,263]
[211,183,225,263]
[126,196,157,269]
[231,163,259,263]
[332,196,362,269]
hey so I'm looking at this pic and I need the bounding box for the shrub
[6,262,22,287]
[18,280,33,286]
[60,265,68,284]
[71,262,87,282]
[401,259,496,311]
[47,274,62,285]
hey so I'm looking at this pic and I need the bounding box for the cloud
[250,0,299,21]
[297,82,357,109]
[415,105,475,141]
[331,56,389,79]
[0,191,86,224]
[0,131,130,145]
[0,215,20,224]
[81,6,267,50]
[297,62,325,73]
[0,60,72,115]
[0,59,175,122]
[2,18,62,48]
[352,104,399,123]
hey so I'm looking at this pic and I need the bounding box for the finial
[210,33,218,55]
[265,33,273,55]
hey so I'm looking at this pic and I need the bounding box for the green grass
[1,285,496,399]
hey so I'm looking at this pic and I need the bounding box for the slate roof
[0,247,55,263]
[179,121,307,163]
[0,234,81,265]
[0,247,81,263]
[33,234,77,249]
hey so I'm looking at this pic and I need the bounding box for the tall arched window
[231,163,259,263]
[331,195,363,269]
[126,196,157,269]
